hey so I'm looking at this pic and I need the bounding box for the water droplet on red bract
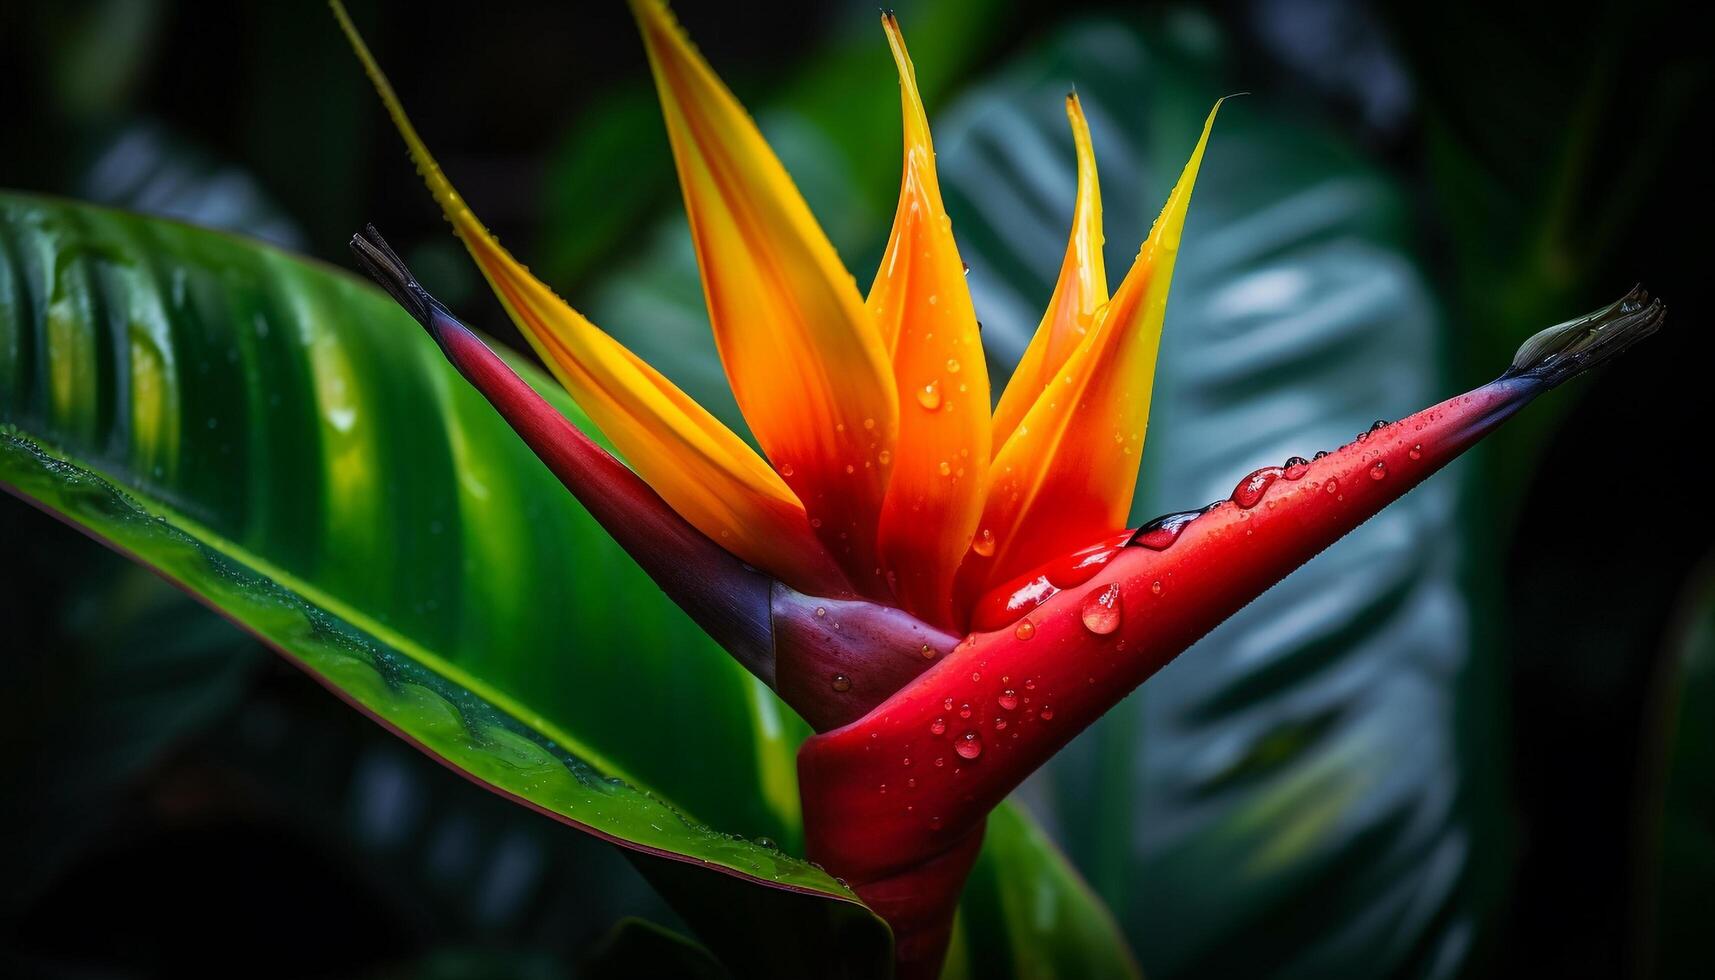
[956,733,983,759]
[1080,583,1123,634]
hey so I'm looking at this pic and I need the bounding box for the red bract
[338,2,1666,974]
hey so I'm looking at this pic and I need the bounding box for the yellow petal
[631,0,898,596]
[968,101,1223,597]
[863,13,990,627]
[334,1,845,594]
[990,94,1108,448]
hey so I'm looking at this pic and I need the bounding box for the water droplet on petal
[1369,460,1388,481]
[1313,450,1330,460]
[930,717,946,735]
[780,463,795,477]
[814,606,827,618]
[993,717,1008,731]
[1039,707,1054,721]
[1409,444,1423,461]
[757,836,777,849]
[1014,619,1036,640]
[955,733,983,759]
[946,358,961,373]
[921,644,936,659]
[929,815,944,829]
[972,528,996,557]
[1080,583,1123,635]
[958,703,972,719]
[1283,456,1310,480]
[1232,466,1283,508]
[1324,478,1340,495]
[831,673,851,692]
[1371,419,1391,432]
[998,690,1019,711]
[916,381,943,411]
[1150,580,1164,596]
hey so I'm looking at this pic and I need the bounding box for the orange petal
[631,0,898,596]
[865,13,990,627]
[969,101,1223,597]
[334,2,846,595]
[990,93,1108,448]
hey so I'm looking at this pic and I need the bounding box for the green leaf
[946,804,1139,980]
[0,192,887,974]
[932,13,1505,977]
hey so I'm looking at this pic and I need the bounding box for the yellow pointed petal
[864,13,991,627]
[969,101,1223,596]
[631,0,898,596]
[990,94,1108,448]
[334,2,845,594]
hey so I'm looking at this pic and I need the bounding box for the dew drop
[1324,478,1339,495]
[946,358,961,373]
[971,528,996,557]
[1014,619,1036,640]
[1283,456,1310,480]
[943,697,955,711]
[930,717,946,735]
[831,673,851,692]
[1039,707,1054,721]
[1150,580,1163,596]
[1313,450,1330,460]
[998,690,1019,711]
[1409,444,1423,461]
[1369,460,1388,481]
[955,733,983,759]
[1131,510,1203,550]
[878,449,893,465]
[921,644,936,659]
[757,836,778,849]
[916,381,943,411]
[1232,466,1283,508]
[939,460,952,476]
[959,703,972,719]
[902,757,913,767]
[929,815,944,829]
[814,606,827,618]
[780,463,795,477]
[994,717,1008,731]
[1080,583,1123,635]
[1024,679,1036,691]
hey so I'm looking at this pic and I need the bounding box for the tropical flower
[336,2,1664,976]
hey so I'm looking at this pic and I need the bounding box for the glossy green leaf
[0,192,888,973]
[932,13,1505,977]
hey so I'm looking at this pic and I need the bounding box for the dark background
[2,0,1710,977]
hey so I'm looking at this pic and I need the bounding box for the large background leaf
[0,193,890,976]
